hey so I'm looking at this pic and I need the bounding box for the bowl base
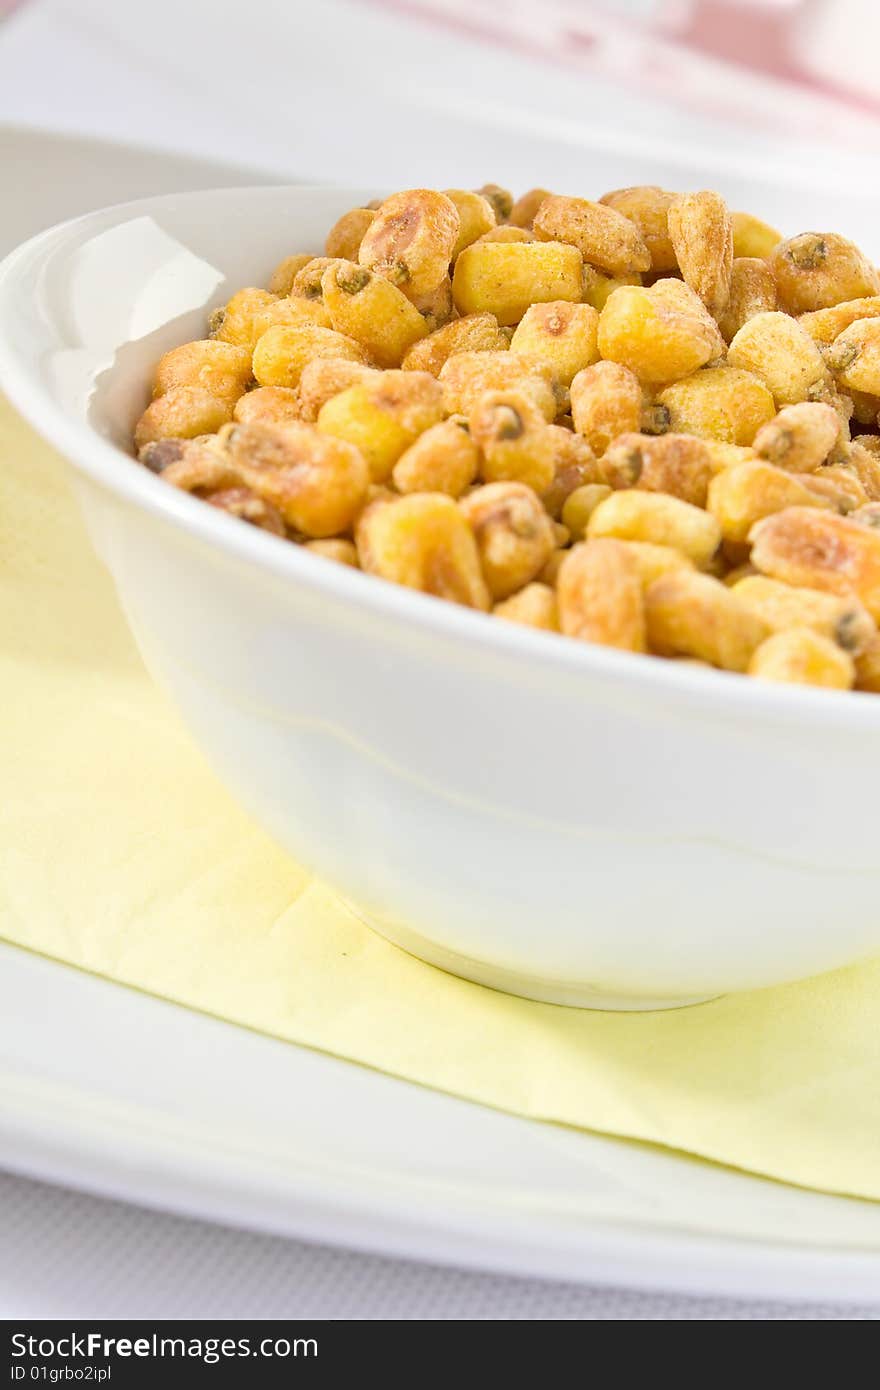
[345,904,719,1012]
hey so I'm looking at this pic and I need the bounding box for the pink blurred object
[374,0,880,143]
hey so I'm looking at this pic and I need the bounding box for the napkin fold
[3,393,880,1202]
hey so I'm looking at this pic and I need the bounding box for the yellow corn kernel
[325,207,377,260]
[392,417,479,497]
[557,540,646,651]
[826,317,880,396]
[801,465,867,514]
[598,185,678,273]
[597,279,723,384]
[561,483,613,542]
[748,628,854,689]
[439,350,557,421]
[508,188,552,229]
[645,570,768,670]
[303,538,360,567]
[221,420,369,538]
[459,481,556,599]
[770,232,880,315]
[252,322,369,390]
[211,288,276,348]
[727,311,827,406]
[580,266,642,312]
[602,432,713,508]
[452,239,584,325]
[468,388,556,494]
[702,441,756,473]
[541,428,602,518]
[320,260,427,368]
[401,313,508,376]
[291,257,340,301]
[658,366,776,447]
[474,225,535,245]
[848,444,880,501]
[569,360,642,456]
[233,386,302,427]
[204,485,287,535]
[133,387,234,450]
[588,489,721,566]
[358,189,459,302]
[355,492,490,609]
[493,582,559,631]
[855,634,880,691]
[296,358,380,422]
[707,458,835,542]
[667,190,734,316]
[732,575,875,655]
[749,507,880,619]
[153,340,252,402]
[317,370,443,482]
[267,253,314,296]
[251,295,332,336]
[752,401,841,472]
[799,297,880,344]
[731,210,782,260]
[476,184,514,222]
[717,257,778,342]
[533,195,650,276]
[444,189,497,257]
[619,540,695,589]
[509,300,600,386]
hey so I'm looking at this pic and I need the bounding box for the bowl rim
[1,181,878,733]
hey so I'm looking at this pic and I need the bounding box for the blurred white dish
[0,182,878,1009]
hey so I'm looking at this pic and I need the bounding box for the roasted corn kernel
[321,260,427,367]
[325,207,377,261]
[468,388,556,493]
[727,311,827,406]
[493,582,559,630]
[707,458,835,542]
[557,540,646,651]
[602,432,713,507]
[509,300,600,386]
[645,571,768,670]
[716,257,778,342]
[588,489,721,566]
[459,482,556,599]
[597,279,723,384]
[439,350,557,421]
[534,195,650,277]
[452,240,584,325]
[252,322,369,390]
[220,421,369,537]
[206,486,287,535]
[359,189,459,302]
[541,428,602,517]
[750,507,880,619]
[303,537,360,567]
[152,340,252,403]
[355,492,490,609]
[748,628,855,689]
[445,189,497,257]
[826,317,880,396]
[267,253,314,296]
[392,417,479,497]
[752,401,841,472]
[731,574,875,654]
[401,313,509,375]
[667,190,734,316]
[770,233,880,315]
[297,357,380,422]
[598,185,677,273]
[658,366,776,446]
[233,386,302,427]
[568,360,641,456]
[317,369,443,482]
[731,210,781,260]
[211,288,276,347]
[476,184,513,222]
[134,387,235,450]
[508,188,552,230]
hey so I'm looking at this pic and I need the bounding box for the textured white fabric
[1,1171,876,1321]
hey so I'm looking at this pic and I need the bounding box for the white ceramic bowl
[2,183,879,1011]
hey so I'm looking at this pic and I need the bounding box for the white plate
[2,941,880,1305]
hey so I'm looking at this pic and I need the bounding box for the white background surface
[2,0,880,1320]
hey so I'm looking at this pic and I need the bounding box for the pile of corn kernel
[134,184,880,694]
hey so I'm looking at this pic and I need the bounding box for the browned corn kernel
[211,288,276,347]
[267,253,314,296]
[801,466,867,513]
[317,369,443,482]
[444,189,497,257]
[233,386,302,427]
[752,401,841,473]
[320,260,427,368]
[400,313,508,375]
[206,486,287,536]
[598,186,677,272]
[251,295,332,336]
[731,210,782,260]
[459,481,556,599]
[597,278,723,384]
[731,574,875,655]
[620,540,695,588]
[358,189,459,301]
[569,360,641,455]
[602,432,713,507]
[702,441,756,473]
[826,317,880,396]
[509,300,600,386]
[474,225,535,245]
[557,540,646,651]
[667,190,734,316]
[541,428,602,517]
[509,188,553,229]
[707,458,836,542]
[799,297,880,345]
[533,195,650,276]
[303,537,360,567]
[771,233,880,315]
[561,483,613,541]
[640,401,672,435]
[493,582,559,630]
[392,417,479,497]
[325,207,377,260]
[355,492,490,609]
[750,507,880,619]
[717,257,778,342]
[855,634,880,691]
[414,275,454,328]
[157,438,240,494]
[138,437,191,474]
[658,366,775,446]
[588,489,721,566]
[133,387,235,450]
[297,358,381,422]
[439,350,557,421]
[727,311,827,406]
[153,340,252,402]
[290,257,340,301]
[468,388,556,493]
[476,184,513,222]
[252,322,370,390]
[221,420,369,537]
[452,240,584,325]
[645,570,768,670]
[748,628,854,689]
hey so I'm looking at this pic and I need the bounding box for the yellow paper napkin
[3,392,880,1202]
